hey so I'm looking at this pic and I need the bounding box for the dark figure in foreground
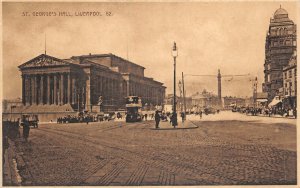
[22,120,30,142]
[181,112,185,123]
[155,111,160,129]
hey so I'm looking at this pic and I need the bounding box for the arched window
[284,28,287,35]
[280,28,283,36]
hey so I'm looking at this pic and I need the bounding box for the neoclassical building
[19,53,166,112]
[262,6,297,102]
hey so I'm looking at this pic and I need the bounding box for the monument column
[53,74,57,105]
[40,75,44,105]
[47,74,51,105]
[67,73,71,104]
[60,74,64,105]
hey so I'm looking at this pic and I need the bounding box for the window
[284,28,287,35]
[280,40,283,45]
[295,69,297,77]
[289,70,292,78]
[284,72,287,79]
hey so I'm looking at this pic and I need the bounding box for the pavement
[2,111,297,186]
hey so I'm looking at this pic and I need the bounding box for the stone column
[22,75,26,105]
[40,75,44,105]
[47,75,51,105]
[68,73,71,104]
[25,75,30,106]
[72,77,76,104]
[85,74,91,111]
[32,75,36,105]
[53,74,57,105]
[60,74,64,105]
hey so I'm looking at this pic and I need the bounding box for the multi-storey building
[262,6,297,102]
[283,53,297,109]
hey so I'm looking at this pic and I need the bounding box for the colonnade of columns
[127,81,165,105]
[93,75,122,106]
[22,73,76,106]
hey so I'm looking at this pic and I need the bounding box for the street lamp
[172,42,178,127]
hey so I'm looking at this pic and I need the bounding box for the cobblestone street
[6,111,297,186]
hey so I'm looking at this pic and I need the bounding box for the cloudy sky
[2,1,298,99]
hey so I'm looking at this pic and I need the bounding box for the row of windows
[284,69,297,79]
[271,27,290,36]
[272,40,296,47]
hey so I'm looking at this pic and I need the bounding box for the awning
[268,99,282,107]
[257,99,268,102]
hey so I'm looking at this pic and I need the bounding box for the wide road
[13,111,296,186]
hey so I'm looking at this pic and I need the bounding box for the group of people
[234,106,297,118]
[56,113,115,124]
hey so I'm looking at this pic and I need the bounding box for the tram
[125,96,143,122]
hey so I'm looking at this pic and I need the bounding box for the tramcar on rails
[125,96,143,122]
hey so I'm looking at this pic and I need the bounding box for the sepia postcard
[1,0,299,187]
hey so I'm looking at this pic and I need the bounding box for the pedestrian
[155,111,160,129]
[181,112,185,123]
[22,119,30,142]
[199,110,202,119]
[144,114,148,121]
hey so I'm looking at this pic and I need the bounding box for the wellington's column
[67,73,71,104]
[47,75,51,104]
[40,75,44,105]
[217,69,222,106]
[53,74,57,105]
[60,74,64,105]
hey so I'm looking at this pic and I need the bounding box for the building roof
[274,7,288,17]
[18,54,73,69]
[70,53,145,69]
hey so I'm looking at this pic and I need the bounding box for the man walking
[22,119,30,142]
[155,111,160,129]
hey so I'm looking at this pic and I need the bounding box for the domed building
[262,6,297,102]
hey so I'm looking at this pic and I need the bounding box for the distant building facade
[191,90,219,109]
[223,96,246,109]
[18,53,166,114]
[262,6,297,101]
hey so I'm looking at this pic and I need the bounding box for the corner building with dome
[262,6,297,102]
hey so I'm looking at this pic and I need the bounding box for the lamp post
[172,42,178,127]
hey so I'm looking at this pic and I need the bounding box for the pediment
[19,54,70,69]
